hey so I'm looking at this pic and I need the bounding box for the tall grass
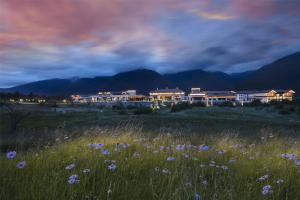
[1,126,300,200]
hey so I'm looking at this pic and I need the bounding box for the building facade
[149,88,185,102]
[235,89,295,104]
[72,88,295,105]
[205,91,236,106]
[188,88,206,103]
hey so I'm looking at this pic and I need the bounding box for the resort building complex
[71,87,295,106]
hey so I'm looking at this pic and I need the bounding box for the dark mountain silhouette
[0,69,173,95]
[164,69,234,91]
[1,52,300,96]
[237,52,300,93]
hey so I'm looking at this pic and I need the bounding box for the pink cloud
[0,0,170,46]
[230,0,300,19]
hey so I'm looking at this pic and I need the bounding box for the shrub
[191,102,206,107]
[297,108,300,116]
[274,104,284,109]
[288,107,296,112]
[170,102,191,112]
[218,101,234,107]
[244,99,263,107]
[117,110,128,115]
[134,107,153,115]
[112,104,124,110]
[126,105,138,110]
[278,110,290,115]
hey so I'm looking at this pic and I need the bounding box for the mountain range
[1,52,300,96]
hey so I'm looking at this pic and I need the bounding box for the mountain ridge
[1,52,300,96]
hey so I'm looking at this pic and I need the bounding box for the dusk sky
[0,0,300,87]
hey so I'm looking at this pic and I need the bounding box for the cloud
[0,0,300,87]
[195,11,236,20]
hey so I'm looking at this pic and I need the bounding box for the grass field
[1,104,300,199]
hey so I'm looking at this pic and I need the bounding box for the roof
[274,89,295,93]
[206,91,236,96]
[150,88,184,94]
[236,90,274,94]
[236,89,295,94]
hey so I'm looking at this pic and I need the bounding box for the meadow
[1,104,300,199]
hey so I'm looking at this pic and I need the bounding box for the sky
[0,0,300,87]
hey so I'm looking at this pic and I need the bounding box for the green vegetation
[171,102,192,112]
[1,103,300,199]
[133,106,153,115]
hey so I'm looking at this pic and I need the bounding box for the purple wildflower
[195,193,201,200]
[16,161,26,169]
[258,175,269,182]
[166,156,176,161]
[199,145,209,151]
[176,144,185,151]
[262,185,273,195]
[101,149,110,155]
[65,163,76,170]
[107,164,117,171]
[68,174,79,185]
[6,151,17,159]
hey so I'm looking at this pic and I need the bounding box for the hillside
[1,52,300,96]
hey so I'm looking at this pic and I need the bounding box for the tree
[0,101,31,135]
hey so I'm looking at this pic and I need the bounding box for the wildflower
[183,154,189,159]
[65,163,76,170]
[133,152,140,158]
[82,169,91,174]
[262,185,273,195]
[281,153,297,160]
[16,161,26,169]
[162,168,170,174]
[166,157,176,161]
[88,143,104,149]
[296,160,300,166]
[68,174,79,185]
[199,164,206,168]
[209,163,215,167]
[232,144,243,149]
[217,150,226,155]
[221,165,228,170]
[104,160,116,164]
[249,156,255,160]
[176,144,185,151]
[202,180,208,186]
[6,151,17,159]
[195,193,201,200]
[159,146,165,151]
[258,175,269,182]
[185,182,192,187]
[199,145,209,151]
[276,179,284,185]
[188,144,197,149]
[121,143,131,149]
[107,164,117,171]
[101,149,110,155]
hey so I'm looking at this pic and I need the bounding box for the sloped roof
[236,90,274,94]
[206,91,236,96]
[150,88,184,94]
